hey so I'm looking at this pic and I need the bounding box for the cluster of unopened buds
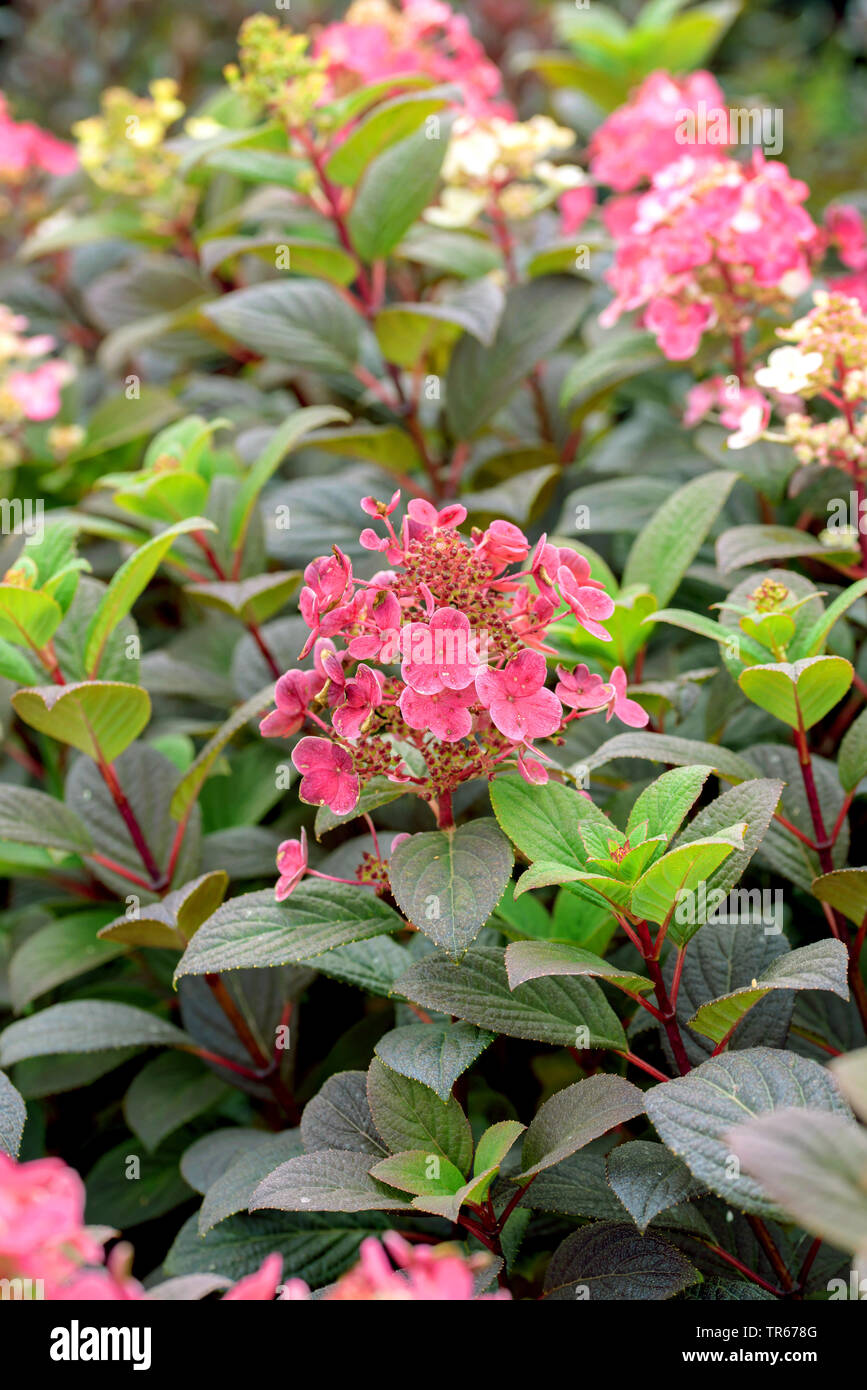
[690,290,867,467]
[260,494,647,901]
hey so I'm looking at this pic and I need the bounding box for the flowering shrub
[1,0,867,1316]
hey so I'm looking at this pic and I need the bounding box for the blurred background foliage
[1,0,865,210]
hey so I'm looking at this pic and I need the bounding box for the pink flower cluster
[825,203,867,312]
[589,70,728,195]
[315,0,509,119]
[0,1152,508,1301]
[260,494,648,892]
[600,151,819,359]
[1,306,72,421]
[281,1231,509,1300]
[0,93,77,179]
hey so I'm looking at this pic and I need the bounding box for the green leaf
[622,471,739,607]
[839,708,867,793]
[388,819,514,958]
[348,120,450,262]
[582,732,757,783]
[446,276,587,439]
[249,1150,411,1213]
[326,88,454,184]
[0,1071,26,1157]
[366,1057,473,1175]
[368,1149,466,1198]
[300,1071,386,1156]
[0,637,40,683]
[645,1047,851,1218]
[607,1141,704,1233]
[170,685,275,823]
[167,1208,384,1285]
[20,208,164,259]
[739,656,853,731]
[303,423,421,473]
[12,681,151,763]
[202,281,363,371]
[630,826,746,929]
[0,1002,190,1066]
[728,1109,867,1256]
[746,744,847,889]
[627,766,715,841]
[124,1052,229,1152]
[0,786,92,855]
[0,585,63,649]
[174,883,406,978]
[716,523,853,574]
[647,608,767,665]
[71,386,180,462]
[373,280,503,368]
[559,331,662,411]
[518,1075,645,1180]
[198,1132,304,1234]
[475,1120,526,1176]
[394,946,627,1050]
[99,871,230,950]
[792,578,867,658]
[490,773,613,870]
[670,779,785,942]
[230,405,350,554]
[68,742,200,896]
[184,572,301,625]
[84,517,214,677]
[811,868,867,927]
[504,939,652,996]
[86,1137,193,1229]
[374,1022,495,1103]
[543,1222,698,1300]
[197,235,357,286]
[8,910,124,1010]
[688,940,850,1045]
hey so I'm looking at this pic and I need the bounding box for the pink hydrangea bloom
[825,204,867,271]
[684,376,770,432]
[604,667,650,727]
[314,0,510,120]
[401,605,480,693]
[475,648,562,740]
[223,1253,283,1301]
[474,519,529,573]
[275,828,309,901]
[589,70,727,193]
[555,663,610,711]
[0,1153,102,1284]
[829,271,867,312]
[284,1231,510,1301]
[399,682,477,741]
[257,491,640,902]
[601,152,820,359]
[292,736,359,815]
[0,93,78,177]
[557,564,615,640]
[332,662,385,740]
[259,668,321,739]
[6,361,72,421]
[559,184,595,238]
